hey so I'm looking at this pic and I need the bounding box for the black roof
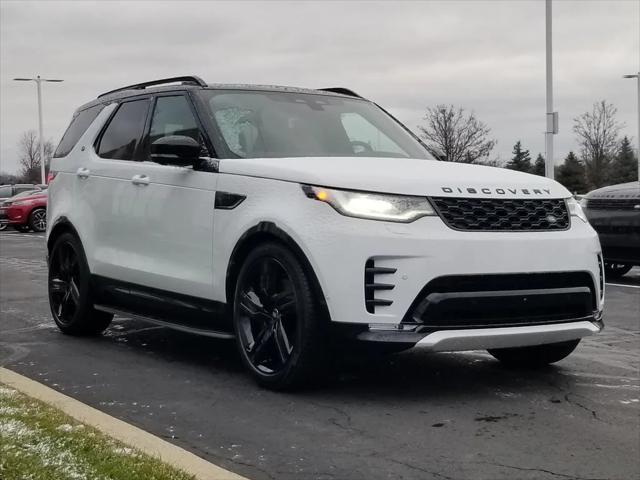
[77,76,365,112]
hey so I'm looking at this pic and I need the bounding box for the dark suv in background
[584,182,640,278]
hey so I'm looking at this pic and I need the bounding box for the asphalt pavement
[1,230,639,480]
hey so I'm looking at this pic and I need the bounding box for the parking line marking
[606,282,640,289]
[0,367,247,480]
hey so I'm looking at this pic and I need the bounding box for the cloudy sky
[1,0,638,174]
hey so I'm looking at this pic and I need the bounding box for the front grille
[430,197,570,231]
[404,272,596,329]
[587,198,640,210]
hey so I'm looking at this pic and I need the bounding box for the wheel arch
[225,221,331,321]
[47,216,82,253]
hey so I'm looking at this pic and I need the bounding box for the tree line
[0,130,54,185]
[417,100,638,193]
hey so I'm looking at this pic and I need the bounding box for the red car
[1,190,48,232]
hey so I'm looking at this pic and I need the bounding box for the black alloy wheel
[48,233,112,335]
[29,208,47,232]
[604,263,633,279]
[233,242,325,389]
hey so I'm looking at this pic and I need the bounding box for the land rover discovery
[47,76,604,389]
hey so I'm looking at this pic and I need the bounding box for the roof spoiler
[98,76,207,98]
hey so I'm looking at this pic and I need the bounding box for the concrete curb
[0,367,248,480]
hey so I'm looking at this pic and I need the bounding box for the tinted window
[54,104,105,158]
[149,96,200,144]
[0,186,12,198]
[98,100,149,160]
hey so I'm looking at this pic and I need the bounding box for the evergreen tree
[556,152,587,194]
[532,153,545,176]
[608,136,638,184]
[506,141,532,173]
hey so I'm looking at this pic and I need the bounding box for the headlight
[567,197,588,223]
[302,185,436,223]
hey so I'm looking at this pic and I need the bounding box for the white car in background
[46,76,603,389]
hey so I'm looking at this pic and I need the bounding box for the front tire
[29,208,47,232]
[604,263,632,279]
[48,232,113,335]
[232,242,325,390]
[488,339,580,368]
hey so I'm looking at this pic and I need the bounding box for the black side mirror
[150,135,200,166]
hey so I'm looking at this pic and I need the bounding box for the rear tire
[29,208,47,232]
[488,339,580,368]
[48,232,113,335]
[232,242,326,390]
[604,263,632,279]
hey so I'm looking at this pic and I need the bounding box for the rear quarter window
[54,104,105,158]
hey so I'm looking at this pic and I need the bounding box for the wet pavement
[1,230,639,480]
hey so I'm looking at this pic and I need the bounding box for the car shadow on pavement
[94,316,576,401]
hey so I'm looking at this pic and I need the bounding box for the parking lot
[1,230,638,480]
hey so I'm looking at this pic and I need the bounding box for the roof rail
[98,76,207,98]
[318,87,362,98]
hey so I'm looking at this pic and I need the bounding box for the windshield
[198,90,432,160]
[10,190,40,200]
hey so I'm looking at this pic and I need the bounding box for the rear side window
[97,100,149,160]
[54,104,104,158]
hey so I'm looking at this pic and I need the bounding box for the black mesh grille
[430,197,570,231]
[403,272,597,329]
[587,198,640,210]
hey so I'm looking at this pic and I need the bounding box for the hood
[586,182,640,199]
[219,157,570,199]
[6,192,47,203]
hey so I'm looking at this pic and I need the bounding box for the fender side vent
[365,259,396,313]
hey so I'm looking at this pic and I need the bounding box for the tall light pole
[545,0,557,179]
[13,76,64,185]
[623,73,640,183]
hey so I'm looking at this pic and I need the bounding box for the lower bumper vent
[364,259,395,313]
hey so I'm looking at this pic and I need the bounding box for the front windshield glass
[10,190,39,200]
[198,89,432,160]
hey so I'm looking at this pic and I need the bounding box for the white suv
[47,76,604,389]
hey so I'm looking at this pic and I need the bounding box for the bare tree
[417,105,496,163]
[18,130,54,183]
[573,100,624,189]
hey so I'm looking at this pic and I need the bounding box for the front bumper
[4,205,30,226]
[355,314,603,351]
[296,205,604,327]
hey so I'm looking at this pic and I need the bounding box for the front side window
[97,99,149,160]
[198,89,432,160]
[0,186,12,198]
[54,104,105,158]
[149,95,201,144]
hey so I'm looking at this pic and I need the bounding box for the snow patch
[0,386,17,397]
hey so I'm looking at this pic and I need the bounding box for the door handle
[131,174,150,186]
[76,167,90,179]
